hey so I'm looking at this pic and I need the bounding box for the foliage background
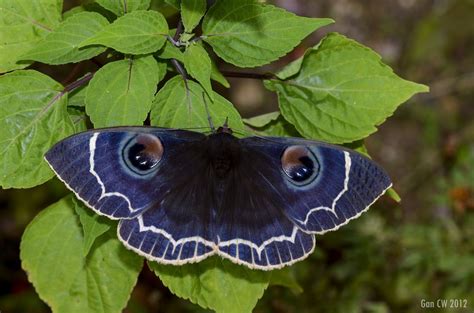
[1,0,473,312]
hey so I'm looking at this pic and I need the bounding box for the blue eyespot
[128,143,159,171]
[281,145,319,185]
[123,134,163,175]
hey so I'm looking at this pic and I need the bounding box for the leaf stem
[190,36,204,43]
[171,59,188,79]
[63,72,95,94]
[170,17,188,79]
[174,19,183,41]
[167,35,182,47]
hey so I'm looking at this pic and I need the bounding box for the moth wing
[45,127,205,219]
[239,136,392,234]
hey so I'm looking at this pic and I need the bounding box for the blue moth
[45,123,391,270]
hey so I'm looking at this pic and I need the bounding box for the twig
[171,59,188,79]
[169,17,188,79]
[63,72,95,93]
[173,19,183,41]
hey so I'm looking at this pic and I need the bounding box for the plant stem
[171,59,188,79]
[174,19,183,41]
[170,17,188,79]
[63,72,94,93]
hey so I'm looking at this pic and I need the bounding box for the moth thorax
[213,155,233,178]
[207,133,240,178]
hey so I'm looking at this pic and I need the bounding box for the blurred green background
[1,0,474,312]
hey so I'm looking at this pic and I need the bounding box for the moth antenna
[202,92,216,132]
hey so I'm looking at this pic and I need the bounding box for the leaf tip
[387,187,402,203]
[419,83,430,93]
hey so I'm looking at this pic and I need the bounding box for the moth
[45,123,391,270]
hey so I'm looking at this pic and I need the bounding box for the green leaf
[181,0,206,33]
[275,54,305,80]
[0,70,75,188]
[0,0,62,72]
[80,10,168,55]
[202,0,333,67]
[67,77,90,131]
[244,112,300,137]
[156,40,184,61]
[150,76,244,131]
[67,106,88,132]
[179,32,194,43]
[85,55,164,127]
[20,195,143,313]
[21,12,108,65]
[243,111,280,128]
[95,0,151,16]
[183,43,213,100]
[62,6,85,20]
[343,139,368,155]
[155,58,168,82]
[164,0,180,10]
[68,83,88,108]
[210,58,229,88]
[149,257,269,313]
[73,198,111,257]
[387,188,401,203]
[265,33,429,143]
[268,268,303,294]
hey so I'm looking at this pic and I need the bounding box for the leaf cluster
[0,0,428,312]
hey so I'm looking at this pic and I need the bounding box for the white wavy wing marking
[119,215,314,270]
[89,132,139,213]
[296,151,352,224]
[136,215,300,258]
